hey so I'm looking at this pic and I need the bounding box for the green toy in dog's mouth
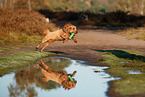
[69,33,75,39]
[68,75,74,82]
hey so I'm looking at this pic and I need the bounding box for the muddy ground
[1,26,145,96]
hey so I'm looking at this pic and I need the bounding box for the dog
[36,60,77,90]
[36,23,78,52]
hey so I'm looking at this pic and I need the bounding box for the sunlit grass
[0,30,43,45]
[0,51,54,76]
[119,27,145,41]
[100,49,145,96]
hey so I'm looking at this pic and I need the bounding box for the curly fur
[37,60,77,90]
[36,23,78,52]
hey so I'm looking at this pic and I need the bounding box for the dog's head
[61,71,77,90]
[63,23,78,34]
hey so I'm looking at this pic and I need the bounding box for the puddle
[119,61,128,64]
[0,57,119,97]
[127,70,144,74]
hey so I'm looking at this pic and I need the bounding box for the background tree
[1,0,145,15]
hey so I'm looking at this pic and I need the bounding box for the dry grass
[0,8,58,45]
[119,28,145,41]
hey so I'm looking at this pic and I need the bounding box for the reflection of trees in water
[8,84,37,97]
[8,57,71,97]
[37,57,71,71]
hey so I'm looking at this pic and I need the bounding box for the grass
[0,8,59,77]
[98,49,145,96]
[0,30,43,45]
[119,27,145,41]
[0,8,57,35]
[0,8,58,45]
[0,51,54,76]
[0,46,20,52]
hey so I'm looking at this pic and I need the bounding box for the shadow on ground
[93,49,145,62]
[48,51,69,55]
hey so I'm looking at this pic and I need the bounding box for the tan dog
[36,60,77,90]
[36,23,78,52]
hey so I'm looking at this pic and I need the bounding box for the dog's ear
[63,23,71,29]
[62,24,68,33]
[63,23,72,33]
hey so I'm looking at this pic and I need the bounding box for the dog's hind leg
[40,40,53,52]
[36,64,50,82]
[36,39,48,50]
[36,42,43,49]
[40,60,53,72]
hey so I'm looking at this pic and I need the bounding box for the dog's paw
[74,40,77,43]
[35,46,39,49]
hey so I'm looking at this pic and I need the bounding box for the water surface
[0,57,119,97]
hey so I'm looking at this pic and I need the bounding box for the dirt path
[1,27,145,65]
[39,27,145,65]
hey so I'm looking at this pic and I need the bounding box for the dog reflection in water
[36,60,77,90]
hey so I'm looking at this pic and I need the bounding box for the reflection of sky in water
[0,57,119,97]
[0,73,15,97]
[128,70,144,74]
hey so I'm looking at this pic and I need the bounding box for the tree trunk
[0,1,2,8]
[127,0,131,12]
[28,0,31,10]
[5,0,7,8]
[141,0,145,15]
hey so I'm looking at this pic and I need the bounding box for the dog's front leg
[70,71,77,77]
[60,35,69,43]
[63,38,69,43]
[72,37,77,43]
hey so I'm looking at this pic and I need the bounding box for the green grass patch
[99,49,145,96]
[0,51,54,76]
